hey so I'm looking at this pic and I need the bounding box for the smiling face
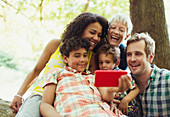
[81,22,102,50]
[108,21,127,46]
[63,48,88,72]
[98,53,119,70]
[126,40,153,77]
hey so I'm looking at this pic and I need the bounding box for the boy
[96,44,120,70]
[40,37,132,116]
[96,44,139,116]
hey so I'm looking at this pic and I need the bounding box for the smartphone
[94,70,128,87]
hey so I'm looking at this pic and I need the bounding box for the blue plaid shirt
[136,64,170,117]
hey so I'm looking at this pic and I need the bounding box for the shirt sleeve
[42,68,61,88]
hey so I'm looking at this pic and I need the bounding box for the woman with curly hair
[10,12,108,117]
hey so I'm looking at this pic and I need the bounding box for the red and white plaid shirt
[43,66,117,117]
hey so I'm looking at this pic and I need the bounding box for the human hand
[109,101,116,111]
[113,106,123,117]
[118,74,132,92]
[112,93,120,107]
[118,98,129,115]
[9,96,22,113]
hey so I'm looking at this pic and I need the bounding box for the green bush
[0,51,17,70]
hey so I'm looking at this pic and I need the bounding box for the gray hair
[108,14,133,36]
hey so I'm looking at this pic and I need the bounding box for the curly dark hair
[95,44,120,70]
[61,12,108,52]
[60,37,91,57]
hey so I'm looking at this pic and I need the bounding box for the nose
[113,28,119,35]
[93,34,100,42]
[131,54,136,61]
[102,62,107,67]
[80,56,85,62]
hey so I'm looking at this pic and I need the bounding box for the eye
[110,26,116,30]
[120,29,125,32]
[98,61,103,65]
[74,55,80,58]
[98,33,102,38]
[119,28,125,32]
[74,54,80,58]
[136,52,142,56]
[90,31,95,35]
[83,54,88,57]
[127,52,132,57]
[106,61,111,64]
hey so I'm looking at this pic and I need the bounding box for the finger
[112,99,120,104]
[11,105,18,113]
[126,108,128,115]
[16,102,22,112]
[117,108,122,116]
[115,108,118,115]
[118,78,123,92]
[123,109,126,115]
[9,103,14,109]
[122,75,131,91]
[127,73,132,82]
[120,76,126,92]
[115,107,117,115]
[119,108,122,114]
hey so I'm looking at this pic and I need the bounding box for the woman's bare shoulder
[46,39,61,54]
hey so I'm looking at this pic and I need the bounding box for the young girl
[10,12,108,117]
[96,44,140,116]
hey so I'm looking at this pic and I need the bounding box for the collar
[64,66,91,75]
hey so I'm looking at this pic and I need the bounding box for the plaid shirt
[136,64,170,117]
[43,66,117,117]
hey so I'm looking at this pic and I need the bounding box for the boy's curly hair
[95,44,120,69]
[60,37,91,57]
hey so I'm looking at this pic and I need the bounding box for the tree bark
[130,0,170,69]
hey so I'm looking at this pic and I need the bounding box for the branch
[1,0,30,19]
[39,0,44,22]
[83,0,90,12]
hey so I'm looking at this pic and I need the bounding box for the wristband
[15,94,24,102]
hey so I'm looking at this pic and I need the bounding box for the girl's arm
[118,87,139,115]
[40,83,61,116]
[9,39,61,113]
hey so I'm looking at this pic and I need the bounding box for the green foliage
[0,0,130,67]
[0,51,17,70]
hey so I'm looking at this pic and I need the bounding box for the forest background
[0,0,170,101]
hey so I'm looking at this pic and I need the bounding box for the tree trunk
[130,0,170,70]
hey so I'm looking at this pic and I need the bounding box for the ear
[148,53,154,63]
[124,34,130,40]
[115,61,120,68]
[63,55,68,64]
